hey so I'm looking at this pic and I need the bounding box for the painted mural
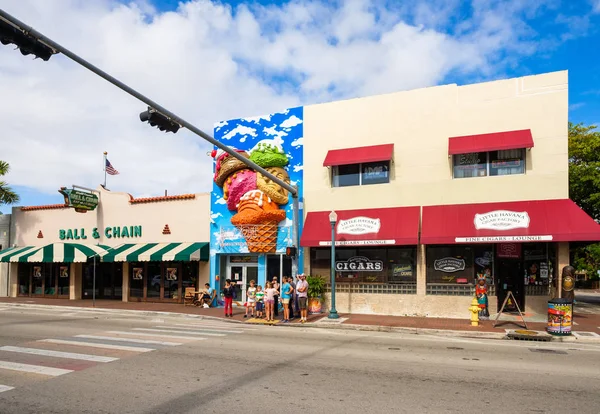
[210,107,304,258]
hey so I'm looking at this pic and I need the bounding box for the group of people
[222,274,309,323]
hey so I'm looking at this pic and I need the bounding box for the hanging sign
[474,210,530,231]
[58,187,99,212]
[497,243,522,259]
[336,217,381,235]
[434,257,466,273]
[335,256,383,272]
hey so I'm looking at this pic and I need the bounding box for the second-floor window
[453,149,525,179]
[332,161,390,187]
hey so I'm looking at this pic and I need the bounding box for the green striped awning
[0,243,111,263]
[0,246,41,263]
[101,242,209,263]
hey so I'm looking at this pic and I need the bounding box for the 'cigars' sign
[335,256,383,272]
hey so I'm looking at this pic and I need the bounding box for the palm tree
[0,160,19,206]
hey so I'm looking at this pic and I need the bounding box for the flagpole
[103,151,107,187]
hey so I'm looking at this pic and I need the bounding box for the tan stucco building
[298,70,599,317]
[0,187,210,302]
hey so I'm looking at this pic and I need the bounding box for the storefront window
[130,262,144,298]
[31,265,44,295]
[44,264,56,295]
[426,245,476,295]
[181,262,198,291]
[163,265,179,299]
[453,152,487,178]
[310,246,416,285]
[147,262,161,299]
[332,164,360,187]
[57,264,70,296]
[361,161,390,185]
[18,263,31,296]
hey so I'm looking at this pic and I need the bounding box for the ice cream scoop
[212,148,249,187]
[249,142,289,168]
[223,169,257,211]
[257,167,290,205]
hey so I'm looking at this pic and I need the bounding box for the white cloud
[222,125,258,140]
[279,115,303,128]
[0,0,572,203]
[291,138,304,148]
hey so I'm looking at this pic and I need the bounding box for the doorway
[228,265,258,303]
[496,259,524,311]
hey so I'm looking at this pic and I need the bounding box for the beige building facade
[0,186,210,303]
[299,70,599,318]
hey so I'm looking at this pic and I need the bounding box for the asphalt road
[0,307,599,414]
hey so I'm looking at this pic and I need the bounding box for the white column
[416,244,426,296]
[122,262,129,302]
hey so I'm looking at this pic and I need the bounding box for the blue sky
[1,0,599,213]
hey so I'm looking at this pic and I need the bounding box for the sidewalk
[2,296,599,342]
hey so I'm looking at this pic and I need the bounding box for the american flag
[105,159,119,175]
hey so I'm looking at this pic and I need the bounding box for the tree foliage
[569,122,600,220]
[569,123,600,276]
[0,160,20,206]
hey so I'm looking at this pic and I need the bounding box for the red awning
[448,129,534,155]
[300,206,420,247]
[323,144,394,167]
[421,199,600,244]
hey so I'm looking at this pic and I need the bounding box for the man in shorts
[296,273,309,323]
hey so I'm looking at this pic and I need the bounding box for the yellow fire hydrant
[469,297,480,326]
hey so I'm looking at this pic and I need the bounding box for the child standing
[264,282,278,322]
[245,280,257,318]
[255,285,265,319]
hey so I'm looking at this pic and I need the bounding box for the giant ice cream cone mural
[210,107,303,256]
[212,144,291,253]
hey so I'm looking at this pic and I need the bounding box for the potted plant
[306,275,326,314]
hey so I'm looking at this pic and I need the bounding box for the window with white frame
[453,149,525,179]
[332,161,390,187]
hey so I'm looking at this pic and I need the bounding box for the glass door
[163,264,180,301]
[230,265,244,302]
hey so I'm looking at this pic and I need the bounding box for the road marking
[176,323,256,330]
[39,339,155,353]
[132,328,226,337]
[153,326,243,334]
[106,331,208,341]
[74,335,182,346]
[0,385,15,393]
[0,360,73,376]
[0,346,118,363]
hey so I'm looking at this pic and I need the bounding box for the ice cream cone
[231,190,286,253]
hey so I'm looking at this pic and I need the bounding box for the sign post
[58,187,99,213]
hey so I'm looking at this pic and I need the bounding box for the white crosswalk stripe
[74,335,182,346]
[106,331,209,341]
[0,346,118,362]
[132,328,226,337]
[0,385,15,393]
[0,361,73,376]
[174,322,256,330]
[154,325,244,334]
[39,339,155,352]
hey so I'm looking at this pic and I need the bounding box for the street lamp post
[328,211,339,319]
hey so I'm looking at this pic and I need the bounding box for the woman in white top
[245,280,257,318]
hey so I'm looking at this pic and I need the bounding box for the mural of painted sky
[210,107,304,258]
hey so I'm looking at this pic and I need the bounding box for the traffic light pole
[0,8,301,277]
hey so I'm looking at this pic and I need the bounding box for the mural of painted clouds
[210,107,304,256]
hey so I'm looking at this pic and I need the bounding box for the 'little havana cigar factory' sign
[59,225,143,240]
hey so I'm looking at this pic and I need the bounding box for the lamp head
[329,210,338,224]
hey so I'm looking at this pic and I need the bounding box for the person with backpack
[223,279,235,317]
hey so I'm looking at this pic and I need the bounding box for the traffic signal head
[139,107,180,133]
[0,19,54,61]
